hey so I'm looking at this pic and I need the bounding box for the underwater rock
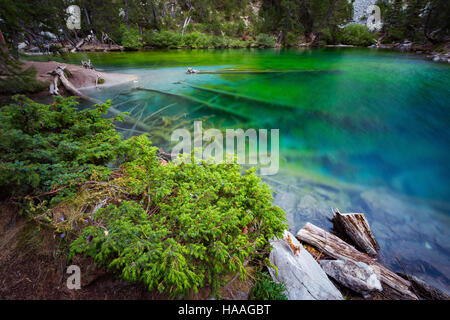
[273,191,298,231]
[427,52,450,63]
[268,230,343,300]
[297,194,321,219]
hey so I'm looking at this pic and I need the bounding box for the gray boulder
[320,259,382,298]
[269,230,343,300]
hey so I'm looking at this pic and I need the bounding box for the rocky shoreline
[370,41,450,64]
[21,40,450,68]
[269,211,450,300]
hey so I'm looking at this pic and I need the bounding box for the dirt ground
[0,202,252,300]
[0,202,163,300]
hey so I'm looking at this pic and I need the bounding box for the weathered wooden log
[332,210,380,256]
[49,75,59,95]
[71,38,85,53]
[71,30,97,52]
[398,273,450,300]
[296,223,418,300]
[320,259,382,298]
[52,66,100,104]
[50,66,153,133]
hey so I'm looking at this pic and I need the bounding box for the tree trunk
[296,223,418,300]
[53,66,99,104]
[84,6,92,25]
[332,210,380,256]
[51,66,152,132]
[0,28,9,58]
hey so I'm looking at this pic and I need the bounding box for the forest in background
[0,0,448,53]
[0,0,448,96]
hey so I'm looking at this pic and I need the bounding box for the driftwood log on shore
[332,210,380,256]
[51,66,101,105]
[296,223,418,300]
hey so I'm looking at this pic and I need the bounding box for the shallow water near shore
[35,48,450,294]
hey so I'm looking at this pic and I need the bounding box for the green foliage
[0,95,122,202]
[377,0,449,43]
[0,46,47,95]
[256,34,276,48]
[222,22,246,37]
[0,0,67,54]
[318,27,335,45]
[250,270,287,300]
[337,24,376,46]
[143,30,254,49]
[1,0,447,57]
[259,0,352,43]
[182,31,212,48]
[1,91,287,299]
[144,30,183,49]
[0,58,47,95]
[120,25,143,50]
[70,136,287,298]
[210,36,227,48]
[283,32,299,47]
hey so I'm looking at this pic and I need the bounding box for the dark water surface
[36,48,450,293]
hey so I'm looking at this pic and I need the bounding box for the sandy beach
[22,60,137,91]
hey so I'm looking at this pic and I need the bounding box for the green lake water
[34,48,450,293]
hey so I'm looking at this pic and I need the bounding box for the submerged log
[183,83,297,110]
[134,87,251,120]
[50,66,152,132]
[332,210,380,256]
[197,69,341,75]
[296,223,418,300]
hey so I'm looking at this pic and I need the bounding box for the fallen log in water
[50,66,153,132]
[332,210,380,257]
[51,66,101,105]
[197,69,341,75]
[134,87,251,120]
[296,223,418,300]
[183,83,297,110]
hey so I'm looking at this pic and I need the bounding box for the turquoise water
[43,48,450,293]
